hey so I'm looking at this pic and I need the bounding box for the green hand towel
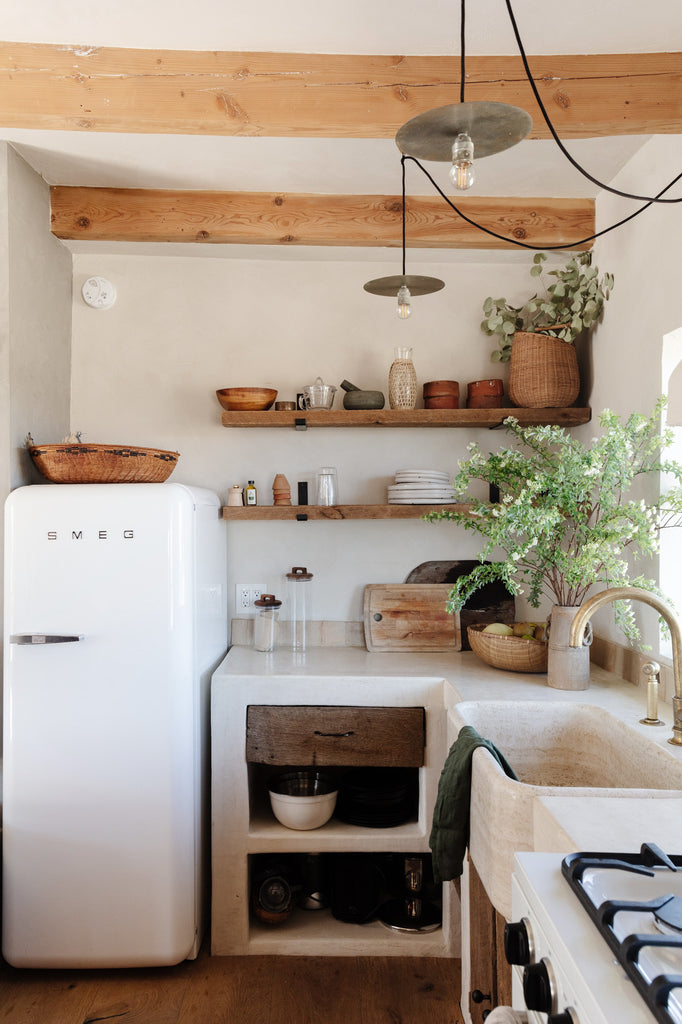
[429,724,517,883]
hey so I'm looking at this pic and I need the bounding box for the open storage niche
[211,680,459,957]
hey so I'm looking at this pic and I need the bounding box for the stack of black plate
[335,768,418,828]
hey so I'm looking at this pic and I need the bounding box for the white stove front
[510,852,682,1024]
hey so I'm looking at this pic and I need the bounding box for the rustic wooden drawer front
[246,705,425,767]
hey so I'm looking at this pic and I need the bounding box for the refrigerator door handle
[10,633,85,645]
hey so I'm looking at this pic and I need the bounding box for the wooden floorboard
[0,946,464,1024]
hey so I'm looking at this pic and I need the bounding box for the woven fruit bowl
[29,443,179,484]
[467,623,548,674]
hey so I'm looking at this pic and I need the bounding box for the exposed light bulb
[396,284,412,319]
[449,132,475,191]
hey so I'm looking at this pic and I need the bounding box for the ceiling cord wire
[415,0,681,250]
[503,0,682,204]
[401,156,407,274]
[405,153,672,251]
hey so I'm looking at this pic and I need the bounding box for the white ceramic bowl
[268,771,338,830]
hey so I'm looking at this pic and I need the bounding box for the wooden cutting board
[364,584,460,652]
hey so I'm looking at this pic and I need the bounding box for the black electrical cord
[404,153,673,251]
[401,156,407,274]
[503,0,681,204]
[412,0,681,250]
[459,0,466,104]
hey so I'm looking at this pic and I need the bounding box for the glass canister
[285,566,314,652]
[316,467,338,506]
[253,594,282,652]
[388,346,417,409]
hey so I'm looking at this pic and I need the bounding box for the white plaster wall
[6,145,71,486]
[0,143,71,736]
[69,139,682,643]
[580,136,682,648]
[70,252,543,625]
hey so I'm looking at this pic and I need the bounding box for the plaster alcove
[1,136,681,649]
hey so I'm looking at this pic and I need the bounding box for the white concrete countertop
[215,645,682,858]
[217,644,681,753]
[534,796,682,854]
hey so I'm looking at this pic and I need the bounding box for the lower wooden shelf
[221,503,471,520]
[220,408,591,429]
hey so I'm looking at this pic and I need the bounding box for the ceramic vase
[546,605,593,690]
[388,347,417,410]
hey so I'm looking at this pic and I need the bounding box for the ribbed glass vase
[388,347,417,410]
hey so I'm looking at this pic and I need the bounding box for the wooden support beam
[50,186,594,249]
[2,43,681,138]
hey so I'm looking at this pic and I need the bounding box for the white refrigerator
[2,482,227,968]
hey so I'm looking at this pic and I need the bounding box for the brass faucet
[568,587,682,747]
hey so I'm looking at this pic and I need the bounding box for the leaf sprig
[427,399,682,645]
[482,252,615,363]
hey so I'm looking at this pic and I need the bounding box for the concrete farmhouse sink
[449,700,682,919]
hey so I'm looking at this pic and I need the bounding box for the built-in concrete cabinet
[210,680,460,957]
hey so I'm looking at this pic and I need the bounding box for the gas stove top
[510,845,682,1024]
[563,845,682,1024]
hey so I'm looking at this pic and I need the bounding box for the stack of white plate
[387,469,456,504]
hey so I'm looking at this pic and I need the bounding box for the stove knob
[504,917,534,965]
[523,957,556,1014]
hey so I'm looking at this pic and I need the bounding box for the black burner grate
[562,844,682,1024]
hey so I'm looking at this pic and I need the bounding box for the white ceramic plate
[395,471,450,482]
[388,496,458,504]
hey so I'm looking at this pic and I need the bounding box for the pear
[482,622,514,636]
[512,622,536,637]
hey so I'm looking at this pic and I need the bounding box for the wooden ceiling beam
[50,186,594,250]
[2,43,680,138]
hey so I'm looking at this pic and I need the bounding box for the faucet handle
[640,661,665,726]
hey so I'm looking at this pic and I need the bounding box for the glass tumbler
[316,467,338,506]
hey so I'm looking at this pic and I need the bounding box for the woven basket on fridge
[467,623,548,674]
[508,331,580,409]
[29,443,179,484]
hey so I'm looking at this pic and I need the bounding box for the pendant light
[395,0,532,188]
[394,0,680,252]
[364,156,445,317]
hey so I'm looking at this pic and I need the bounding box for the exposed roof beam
[50,186,594,250]
[2,44,680,137]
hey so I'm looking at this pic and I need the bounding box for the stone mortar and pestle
[340,380,385,410]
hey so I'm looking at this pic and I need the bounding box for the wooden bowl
[467,623,548,674]
[216,387,277,411]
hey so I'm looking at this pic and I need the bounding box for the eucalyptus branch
[426,400,680,648]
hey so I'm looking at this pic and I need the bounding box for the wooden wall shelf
[221,504,471,521]
[220,408,591,429]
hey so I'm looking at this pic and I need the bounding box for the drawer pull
[314,729,355,738]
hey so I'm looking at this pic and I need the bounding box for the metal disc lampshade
[363,274,444,297]
[396,100,533,161]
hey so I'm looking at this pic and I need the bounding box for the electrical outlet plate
[235,583,267,612]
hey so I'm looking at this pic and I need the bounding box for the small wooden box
[245,705,425,767]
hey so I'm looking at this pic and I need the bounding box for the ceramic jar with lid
[466,379,505,408]
[423,380,459,409]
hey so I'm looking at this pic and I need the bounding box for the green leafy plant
[482,252,615,363]
[426,400,682,644]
